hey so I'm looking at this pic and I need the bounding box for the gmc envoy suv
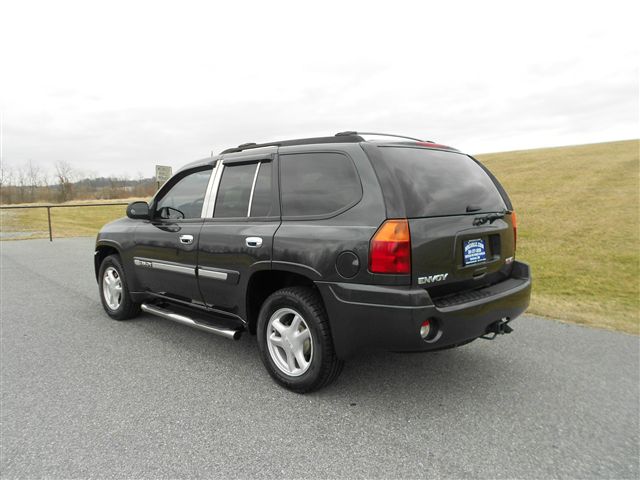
[95,132,531,392]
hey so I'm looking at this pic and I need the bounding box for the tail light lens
[511,211,518,252]
[369,219,411,274]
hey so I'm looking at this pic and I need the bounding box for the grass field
[477,139,639,334]
[1,140,638,334]
[0,199,144,240]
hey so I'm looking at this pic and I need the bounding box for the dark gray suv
[95,132,531,392]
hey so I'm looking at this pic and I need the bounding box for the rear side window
[214,163,255,218]
[280,153,361,217]
[375,147,506,217]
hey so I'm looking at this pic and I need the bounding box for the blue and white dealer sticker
[463,238,487,265]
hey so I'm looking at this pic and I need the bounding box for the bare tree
[40,169,50,187]
[26,160,41,202]
[0,162,13,203]
[15,166,26,202]
[0,162,8,188]
[55,161,74,202]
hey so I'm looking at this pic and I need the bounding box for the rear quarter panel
[272,144,388,284]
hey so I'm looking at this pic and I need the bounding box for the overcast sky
[1,0,638,178]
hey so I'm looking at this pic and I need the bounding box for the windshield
[376,147,507,217]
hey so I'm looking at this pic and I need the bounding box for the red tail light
[369,219,411,274]
[511,211,518,252]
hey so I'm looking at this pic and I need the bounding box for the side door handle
[246,237,262,248]
[179,234,194,245]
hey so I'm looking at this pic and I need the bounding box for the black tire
[257,286,344,393]
[98,254,141,320]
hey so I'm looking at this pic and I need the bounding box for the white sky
[1,0,638,178]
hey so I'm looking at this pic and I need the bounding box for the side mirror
[126,201,150,220]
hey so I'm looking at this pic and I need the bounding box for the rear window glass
[376,147,506,217]
[280,153,361,217]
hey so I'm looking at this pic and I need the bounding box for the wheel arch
[94,240,122,282]
[245,269,318,335]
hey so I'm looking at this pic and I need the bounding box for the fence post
[47,207,52,242]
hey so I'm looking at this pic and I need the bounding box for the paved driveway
[1,238,638,478]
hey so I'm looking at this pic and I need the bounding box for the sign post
[155,165,172,190]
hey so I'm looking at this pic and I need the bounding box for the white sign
[155,165,172,184]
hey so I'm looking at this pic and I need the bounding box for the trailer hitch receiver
[480,317,513,340]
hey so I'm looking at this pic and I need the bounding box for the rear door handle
[246,237,262,248]
[179,234,194,245]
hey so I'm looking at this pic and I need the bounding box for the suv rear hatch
[364,144,517,301]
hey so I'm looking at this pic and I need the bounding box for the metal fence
[0,202,129,241]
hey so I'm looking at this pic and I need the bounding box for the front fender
[94,239,124,281]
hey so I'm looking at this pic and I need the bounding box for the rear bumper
[316,261,531,359]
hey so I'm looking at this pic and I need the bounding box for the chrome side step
[141,304,242,340]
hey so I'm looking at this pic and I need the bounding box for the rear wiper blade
[473,211,506,226]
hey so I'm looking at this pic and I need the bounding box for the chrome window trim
[247,162,261,217]
[133,257,196,276]
[204,163,225,218]
[200,163,219,218]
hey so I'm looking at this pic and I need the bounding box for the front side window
[155,168,212,220]
[280,152,361,217]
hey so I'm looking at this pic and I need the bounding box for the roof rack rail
[220,131,439,155]
[220,134,364,154]
[335,131,431,142]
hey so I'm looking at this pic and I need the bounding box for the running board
[141,304,242,340]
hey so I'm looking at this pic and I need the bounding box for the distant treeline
[0,160,157,204]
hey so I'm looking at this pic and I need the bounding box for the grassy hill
[477,139,639,334]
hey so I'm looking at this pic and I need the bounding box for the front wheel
[257,287,343,393]
[98,254,141,320]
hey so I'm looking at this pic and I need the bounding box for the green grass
[476,139,639,335]
[2,140,638,334]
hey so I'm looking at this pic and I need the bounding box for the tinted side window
[250,162,276,217]
[214,163,256,218]
[155,168,211,219]
[280,153,361,217]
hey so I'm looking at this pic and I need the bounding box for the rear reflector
[369,219,411,274]
[420,320,431,339]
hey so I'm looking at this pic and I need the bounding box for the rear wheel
[98,254,140,320]
[257,287,343,393]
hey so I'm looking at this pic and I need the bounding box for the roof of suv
[178,132,460,174]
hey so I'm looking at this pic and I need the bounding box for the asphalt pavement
[1,238,638,479]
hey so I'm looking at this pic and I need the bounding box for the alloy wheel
[266,307,314,377]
